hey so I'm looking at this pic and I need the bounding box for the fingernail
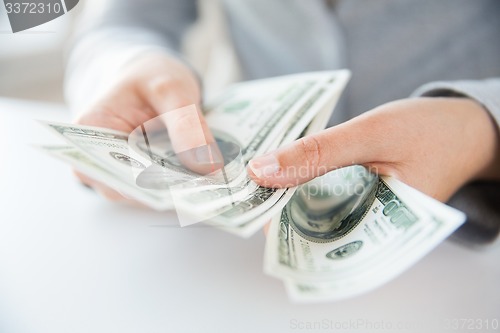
[249,153,280,178]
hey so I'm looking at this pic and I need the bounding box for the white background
[0,99,498,333]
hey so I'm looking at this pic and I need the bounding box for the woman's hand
[75,52,216,202]
[248,97,500,202]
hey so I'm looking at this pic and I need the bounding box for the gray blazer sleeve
[412,79,500,247]
[65,0,198,114]
[412,78,500,129]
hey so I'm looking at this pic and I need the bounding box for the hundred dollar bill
[166,72,351,232]
[39,145,174,210]
[199,95,344,237]
[203,104,343,238]
[40,70,350,236]
[284,213,459,303]
[284,200,463,302]
[264,166,465,301]
[203,70,350,161]
[41,122,211,188]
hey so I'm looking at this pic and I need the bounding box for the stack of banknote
[264,166,465,302]
[39,70,465,302]
[41,71,351,235]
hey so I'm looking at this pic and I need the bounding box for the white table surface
[0,98,499,333]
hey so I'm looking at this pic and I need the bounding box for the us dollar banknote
[38,69,467,301]
[40,70,351,236]
[38,145,174,210]
[264,165,465,302]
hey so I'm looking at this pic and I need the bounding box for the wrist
[455,98,500,182]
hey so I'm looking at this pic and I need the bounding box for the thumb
[247,120,385,188]
[144,77,224,175]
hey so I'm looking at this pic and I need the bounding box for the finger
[247,115,391,188]
[76,86,157,133]
[145,77,224,175]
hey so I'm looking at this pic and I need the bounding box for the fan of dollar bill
[39,70,465,302]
